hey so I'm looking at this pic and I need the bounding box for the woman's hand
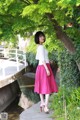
[46,69,50,76]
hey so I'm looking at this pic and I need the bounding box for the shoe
[40,104,45,112]
[44,106,49,114]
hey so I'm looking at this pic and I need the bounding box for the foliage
[0,0,80,48]
[73,44,80,64]
[20,88,39,103]
[17,78,39,103]
[26,52,38,67]
[49,53,58,65]
[26,36,37,52]
[50,86,80,120]
[58,48,80,87]
[0,0,80,73]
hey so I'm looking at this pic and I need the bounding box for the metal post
[2,48,5,76]
[23,52,27,72]
[2,66,5,77]
[16,49,19,71]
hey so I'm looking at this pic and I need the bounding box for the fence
[0,48,27,76]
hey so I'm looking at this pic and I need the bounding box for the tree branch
[33,0,39,4]
[20,0,31,5]
[46,13,76,53]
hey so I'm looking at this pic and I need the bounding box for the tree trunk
[46,13,80,71]
[46,13,76,54]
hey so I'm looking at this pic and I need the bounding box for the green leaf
[22,4,38,17]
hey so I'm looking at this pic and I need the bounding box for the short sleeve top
[36,45,49,65]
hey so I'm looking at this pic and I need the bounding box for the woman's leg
[39,94,45,112]
[40,94,45,105]
[45,94,50,107]
[44,94,50,113]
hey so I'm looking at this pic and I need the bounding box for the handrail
[0,48,27,76]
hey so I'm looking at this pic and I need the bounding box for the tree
[0,0,80,70]
[22,0,80,71]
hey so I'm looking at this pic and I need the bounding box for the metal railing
[0,48,27,76]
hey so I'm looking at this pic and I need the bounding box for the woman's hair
[34,31,45,44]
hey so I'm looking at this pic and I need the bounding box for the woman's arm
[42,61,50,76]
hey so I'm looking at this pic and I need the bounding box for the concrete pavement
[20,102,53,120]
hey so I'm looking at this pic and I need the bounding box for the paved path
[20,102,53,120]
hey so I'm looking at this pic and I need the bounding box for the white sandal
[40,104,45,112]
[44,106,49,114]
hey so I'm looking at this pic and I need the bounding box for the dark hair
[34,31,45,44]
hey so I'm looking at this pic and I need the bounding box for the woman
[34,31,58,113]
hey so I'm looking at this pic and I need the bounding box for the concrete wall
[0,81,20,112]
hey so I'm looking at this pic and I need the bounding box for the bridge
[0,48,28,112]
[0,48,28,87]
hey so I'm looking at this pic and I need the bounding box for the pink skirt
[34,63,58,94]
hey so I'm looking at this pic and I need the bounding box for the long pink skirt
[34,63,58,94]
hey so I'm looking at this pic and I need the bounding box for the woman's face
[39,35,45,44]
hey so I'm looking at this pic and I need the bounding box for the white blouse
[36,45,49,65]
